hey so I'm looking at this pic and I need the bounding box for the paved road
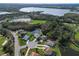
[10,31,20,56]
[10,31,49,56]
[10,31,29,56]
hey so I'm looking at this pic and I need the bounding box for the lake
[19,7,79,16]
[0,12,12,15]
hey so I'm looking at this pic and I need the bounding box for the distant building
[9,15,31,22]
[10,18,31,22]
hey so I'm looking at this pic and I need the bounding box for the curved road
[10,31,20,56]
[11,31,28,56]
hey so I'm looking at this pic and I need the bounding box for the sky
[0,0,79,4]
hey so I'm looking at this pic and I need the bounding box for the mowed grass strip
[0,35,5,47]
[75,32,79,41]
[69,43,79,52]
[52,45,61,56]
[0,35,6,55]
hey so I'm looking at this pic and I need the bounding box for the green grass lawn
[0,35,6,55]
[75,32,79,41]
[31,20,47,24]
[18,38,26,46]
[27,32,35,41]
[29,35,35,41]
[0,35,5,47]
[27,32,32,36]
[69,43,79,52]
[52,45,61,56]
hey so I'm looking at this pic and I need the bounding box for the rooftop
[32,29,42,34]
[22,35,29,40]
[27,41,38,49]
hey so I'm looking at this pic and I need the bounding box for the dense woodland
[0,29,14,55]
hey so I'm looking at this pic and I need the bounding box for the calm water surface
[19,7,79,16]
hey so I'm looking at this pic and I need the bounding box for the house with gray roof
[32,29,42,38]
[22,35,29,40]
[46,40,55,47]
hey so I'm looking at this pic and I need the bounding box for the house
[40,35,47,40]
[22,35,29,40]
[37,35,47,43]
[27,41,38,49]
[44,47,55,56]
[46,40,55,47]
[31,52,40,56]
[32,29,42,38]
[41,24,49,30]
[36,35,46,39]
